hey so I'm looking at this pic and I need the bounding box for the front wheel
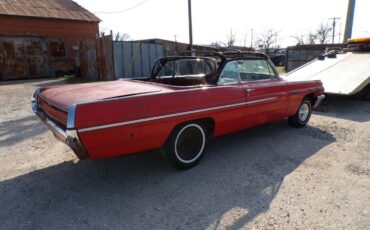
[289,98,312,128]
[165,122,208,170]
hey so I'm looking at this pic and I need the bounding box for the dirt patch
[302,121,355,141]
[345,164,369,176]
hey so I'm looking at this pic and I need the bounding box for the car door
[237,59,288,128]
[214,61,248,135]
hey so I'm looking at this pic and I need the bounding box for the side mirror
[318,55,325,61]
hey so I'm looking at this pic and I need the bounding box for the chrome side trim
[78,97,278,133]
[67,104,77,129]
[314,94,326,108]
[32,87,41,102]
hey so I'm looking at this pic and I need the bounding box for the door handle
[247,88,255,92]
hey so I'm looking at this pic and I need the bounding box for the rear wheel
[289,98,312,128]
[165,122,208,170]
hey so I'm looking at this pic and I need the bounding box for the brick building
[0,0,100,80]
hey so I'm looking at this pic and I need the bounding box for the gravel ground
[0,79,369,230]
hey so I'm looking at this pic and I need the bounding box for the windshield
[154,58,216,78]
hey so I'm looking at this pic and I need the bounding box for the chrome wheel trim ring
[298,102,310,122]
[174,124,206,164]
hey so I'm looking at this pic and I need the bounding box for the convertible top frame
[150,51,272,85]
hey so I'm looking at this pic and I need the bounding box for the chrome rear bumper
[314,94,326,108]
[32,100,89,160]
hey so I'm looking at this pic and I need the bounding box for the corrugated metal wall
[113,41,163,79]
[285,44,347,72]
[285,49,323,72]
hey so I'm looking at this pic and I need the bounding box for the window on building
[49,41,66,57]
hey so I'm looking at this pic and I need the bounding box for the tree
[292,32,317,45]
[216,28,238,48]
[241,32,249,47]
[292,34,306,45]
[290,21,333,45]
[210,41,223,48]
[307,32,317,44]
[225,28,237,47]
[257,29,279,50]
[114,32,130,41]
[316,22,332,44]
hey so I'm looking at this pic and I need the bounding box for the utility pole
[343,0,356,43]
[250,29,254,49]
[329,17,341,44]
[243,30,248,47]
[174,35,178,54]
[275,33,278,48]
[188,0,193,50]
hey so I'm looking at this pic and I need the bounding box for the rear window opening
[147,57,218,87]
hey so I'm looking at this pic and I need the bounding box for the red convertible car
[32,51,325,169]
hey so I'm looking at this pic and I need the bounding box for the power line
[94,0,151,15]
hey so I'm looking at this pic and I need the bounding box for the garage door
[0,36,49,80]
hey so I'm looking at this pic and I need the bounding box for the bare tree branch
[210,41,223,48]
[114,32,131,41]
[292,34,306,45]
[241,32,248,47]
[257,29,279,50]
[291,22,332,45]
[225,28,237,47]
[316,22,332,44]
[307,32,317,44]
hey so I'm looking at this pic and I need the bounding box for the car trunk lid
[39,80,164,112]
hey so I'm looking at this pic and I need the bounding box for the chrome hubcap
[298,103,310,122]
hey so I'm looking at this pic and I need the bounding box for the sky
[75,0,370,48]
